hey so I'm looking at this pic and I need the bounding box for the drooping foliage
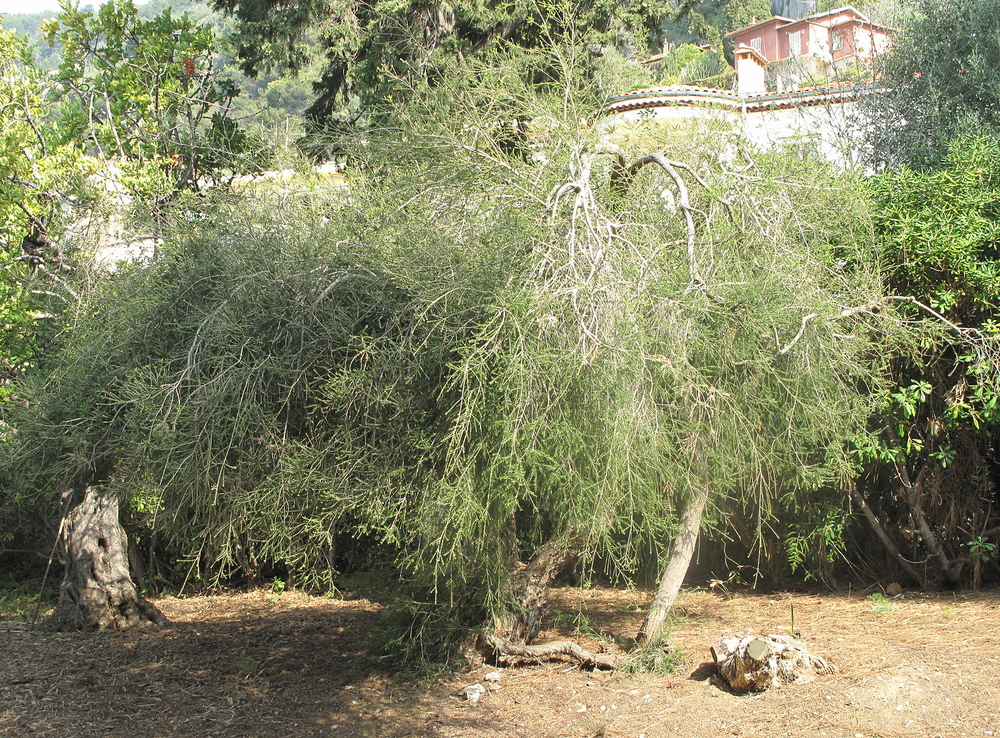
[4,40,907,651]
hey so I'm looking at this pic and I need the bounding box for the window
[787,29,803,55]
[832,31,845,51]
[750,36,762,53]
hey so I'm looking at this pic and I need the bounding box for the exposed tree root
[480,633,617,670]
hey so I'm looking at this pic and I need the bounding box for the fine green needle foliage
[8,44,903,650]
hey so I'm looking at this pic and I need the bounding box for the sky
[0,0,111,16]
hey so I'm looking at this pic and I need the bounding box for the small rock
[464,684,486,703]
[483,670,502,682]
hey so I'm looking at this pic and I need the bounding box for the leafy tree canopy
[867,0,1000,167]
[209,0,673,130]
[5,40,914,653]
[43,0,271,191]
[854,135,1000,585]
[0,27,94,407]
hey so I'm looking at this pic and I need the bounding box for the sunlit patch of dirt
[2,587,999,737]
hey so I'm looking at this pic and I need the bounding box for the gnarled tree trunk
[46,488,167,631]
[495,537,581,644]
[477,536,616,669]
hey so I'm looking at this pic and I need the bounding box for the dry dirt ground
[2,585,999,738]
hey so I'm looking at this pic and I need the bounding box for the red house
[727,6,892,64]
[726,6,892,94]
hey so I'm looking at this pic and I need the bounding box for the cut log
[711,633,834,693]
[46,488,168,631]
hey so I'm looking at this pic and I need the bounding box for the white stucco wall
[602,96,865,169]
[808,24,833,62]
[738,101,862,168]
[601,104,741,133]
[854,27,891,57]
[736,54,767,96]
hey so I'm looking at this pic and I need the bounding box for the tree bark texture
[637,482,711,645]
[481,633,617,670]
[46,488,168,631]
[712,633,834,693]
[471,536,620,669]
[495,537,581,644]
[894,460,964,585]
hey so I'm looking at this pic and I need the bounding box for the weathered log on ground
[479,633,617,670]
[711,633,834,693]
[46,488,168,631]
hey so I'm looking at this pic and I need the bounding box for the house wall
[778,26,797,58]
[807,23,833,61]
[730,8,891,65]
[854,26,891,57]
[831,23,857,61]
[778,18,835,61]
[603,96,865,169]
[731,21,784,62]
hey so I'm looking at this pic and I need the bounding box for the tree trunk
[637,482,710,645]
[46,488,168,631]
[495,537,581,644]
[472,536,617,669]
[894,460,964,585]
[850,483,923,585]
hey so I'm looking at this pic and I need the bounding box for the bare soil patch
[2,586,998,737]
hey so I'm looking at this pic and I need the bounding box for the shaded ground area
[2,586,999,737]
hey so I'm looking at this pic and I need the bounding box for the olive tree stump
[46,488,167,631]
[711,634,834,693]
